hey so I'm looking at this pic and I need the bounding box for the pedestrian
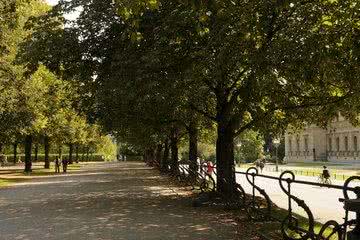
[259,161,265,173]
[255,160,260,169]
[322,166,330,180]
[62,158,68,173]
[207,161,214,176]
[54,156,60,173]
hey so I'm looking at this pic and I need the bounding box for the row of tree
[0,0,115,172]
[19,0,360,194]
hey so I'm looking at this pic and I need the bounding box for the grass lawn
[237,162,359,181]
[0,163,83,187]
[0,178,28,187]
[286,162,348,167]
[24,163,82,176]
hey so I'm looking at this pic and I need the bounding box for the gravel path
[0,162,242,240]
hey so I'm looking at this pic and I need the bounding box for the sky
[46,0,59,6]
[45,0,80,21]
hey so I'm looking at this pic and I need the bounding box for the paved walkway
[0,162,244,240]
[235,166,356,223]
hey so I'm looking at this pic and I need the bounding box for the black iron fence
[169,162,360,240]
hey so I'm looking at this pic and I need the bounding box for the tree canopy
[14,0,360,192]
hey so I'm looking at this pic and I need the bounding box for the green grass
[0,163,83,187]
[25,163,82,176]
[238,163,357,181]
[286,162,347,167]
[0,178,27,187]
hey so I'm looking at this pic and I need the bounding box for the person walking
[54,156,60,173]
[322,166,330,180]
[259,161,265,173]
[62,158,68,173]
[206,161,214,176]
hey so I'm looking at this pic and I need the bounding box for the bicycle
[318,174,332,185]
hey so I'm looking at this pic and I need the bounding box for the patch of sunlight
[14,180,76,186]
[146,186,177,196]
[193,225,211,231]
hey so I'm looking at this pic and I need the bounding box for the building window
[289,139,292,151]
[336,137,340,151]
[304,137,308,151]
[354,136,358,151]
[329,138,332,151]
[345,136,349,151]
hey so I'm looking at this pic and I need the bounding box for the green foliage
[13,0,360,188]
[198,143,216,162]
[95,135,117,161]
[0,0,113,171]
[235,131,264,164]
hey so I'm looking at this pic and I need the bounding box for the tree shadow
[0,162,239,240]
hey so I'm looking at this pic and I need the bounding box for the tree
[18,0,360,195]
[113,0,360,195]
[234,130,264,164]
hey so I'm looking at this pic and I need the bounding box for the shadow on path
[0,162,242,240]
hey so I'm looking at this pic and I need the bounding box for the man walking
[62,158,68,173]
[54,156,60,173]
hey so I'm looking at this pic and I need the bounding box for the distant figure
[255,161,260,169]
[54,156,60,173]
[322,166,330,179]
[259,161,265,173]
[207,161,214,175]
[62,158,68,173]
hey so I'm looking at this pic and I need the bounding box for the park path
[0,162,246,240]
[235,166,357,224]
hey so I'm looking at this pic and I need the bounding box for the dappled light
[0,162,242,240]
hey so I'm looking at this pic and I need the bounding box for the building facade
[285,115,360,163]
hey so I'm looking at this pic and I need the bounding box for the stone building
[285,115,360,163]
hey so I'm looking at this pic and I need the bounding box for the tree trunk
[58,145,63,160]
[44,136,50,169]
[170,128,179,174]
[216,123,235,196]
[145,148,155,166]
[75,145,79,163]
[86,146,90,161]
[188,121,198,180]
[13,142,18,165]
[155,144,163,168]
[24,135,32,172]
[34,143,39,162]
[161,140,169,172]
[68,144,73,164]
[81,146,85,161]
[0,144,3,165]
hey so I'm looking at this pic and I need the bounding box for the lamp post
[273,138,281,172]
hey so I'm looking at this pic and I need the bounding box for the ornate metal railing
[175,162,216,193]
[167,162,360,240]
[234,168,360,240]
